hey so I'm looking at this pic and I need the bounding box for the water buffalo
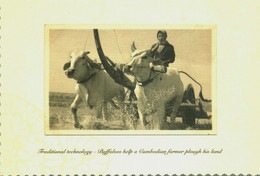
[124,49,183,129]
[63,50,125,129]
[123,43,210,130]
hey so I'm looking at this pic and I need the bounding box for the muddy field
[49,92,212,130]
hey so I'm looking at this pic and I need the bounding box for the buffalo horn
[131,41,137,52]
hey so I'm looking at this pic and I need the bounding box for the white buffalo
[124,43,211,130]
[124,48,185,130]
[63,51,125,129]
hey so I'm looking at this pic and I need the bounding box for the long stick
[93,29,135,90]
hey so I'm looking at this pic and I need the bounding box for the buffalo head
[124,42,156,81]
[63,50,100,82]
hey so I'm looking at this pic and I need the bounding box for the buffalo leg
[71,94,83,129]
[137,104,149,127]
[109,100,120,109]
[158,107,166,130]
[95,104,103,119]
[170,95,183,123]
[102,102,109,121]
[165,98,174,122]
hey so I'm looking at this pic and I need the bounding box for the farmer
[150,30,175,68]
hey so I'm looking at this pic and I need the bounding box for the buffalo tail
[179,71,211,102]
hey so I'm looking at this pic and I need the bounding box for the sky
[48,28,213,99]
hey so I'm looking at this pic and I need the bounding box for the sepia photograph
[45,25,216,134]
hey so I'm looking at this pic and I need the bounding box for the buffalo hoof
[166,116,172,123]
[74,123,84,129]
[143,120,149,126]
[185,126,194,130]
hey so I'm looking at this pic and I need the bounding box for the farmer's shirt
[151,41,175,67]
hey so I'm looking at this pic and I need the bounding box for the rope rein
[83,32,90,52]
[137,71,161,86]
[114,29,123,58]
[77,71,98,84]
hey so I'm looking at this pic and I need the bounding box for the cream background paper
[1,0,260,175]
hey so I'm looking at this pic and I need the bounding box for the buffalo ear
[81,51,91,60]
[63,61,71,70]
[83,51,90,57]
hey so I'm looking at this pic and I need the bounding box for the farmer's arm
[164,45,175,62]
[159,45,175,66]
[150,43,159,57]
